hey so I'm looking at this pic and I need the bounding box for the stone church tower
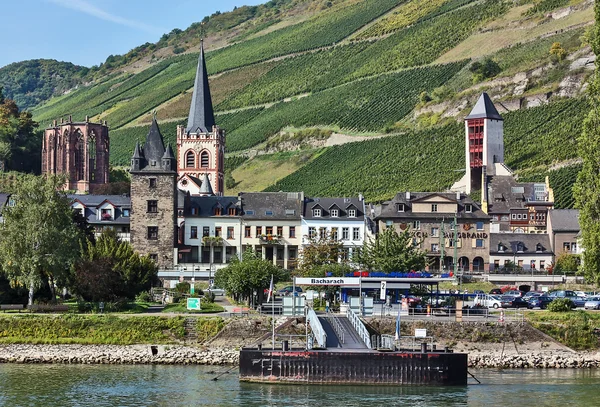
[42,117,109,194]
[130,115,178,270]
[176,41,225,196]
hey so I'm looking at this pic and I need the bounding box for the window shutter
[457,239,462,248]
[471,239,476,248]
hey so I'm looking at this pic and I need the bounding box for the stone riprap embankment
[0,345,238,365]
[469,352,600,369]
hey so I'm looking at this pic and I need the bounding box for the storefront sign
[414,231,488,239]
[294,277,361,286]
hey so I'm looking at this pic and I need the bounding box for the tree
[470,58,501,83]
[550,42,567,62]
[574,3,600,285]
[553,252,581,275]
[73,229,158,301]
[356,227,427,273]
[0,174,82,305]
[297,232,345,277]
[214,249,286,305]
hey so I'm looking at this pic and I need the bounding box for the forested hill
[8,0,597,207]
[0,59,90,110]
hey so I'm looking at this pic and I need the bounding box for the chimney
[85,115,89,122]
[60,118,64,124]
[69,115,72,122]
[359,193,363,201]
[456,191,461,200]
[53,120,57,127]
[405,191,411,200]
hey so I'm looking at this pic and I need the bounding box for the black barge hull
[239,349,468,385]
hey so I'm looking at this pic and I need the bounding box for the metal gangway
[346,306,372,349]
[306,306,327,349]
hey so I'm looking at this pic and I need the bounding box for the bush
[547,298,574,312]
[135,291,152,303]
[203,292,215,304]
[175,282,190,293]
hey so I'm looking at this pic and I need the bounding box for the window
[319,227,327,239]
[147,226,158,240]
[494,259,500,268]
[331,209,339,217]
[277,226,283,236]
[530,260,536,269]
[122,208,130,217]
[308,227,316,239]
[101,208,112,220]
[571,242,577,252]
[386,220,393,227]
[431,227,439,237]
[313,208,322,217]
[227,227,234,239]
[256,226,262,235]
[203,226,210,237]
[190,226,198,239]
[149,254,158,262]
[476,239,484,248]
[186,151,195,168]
[214,207,222,216]
[563,242,571,251]
[147,200,158,213]
[540,260,545,270]
[265,210,274,216]
[285,209,295,216]
[476,221,484,231]
[501,215,509,221]
[397,203,405,212]
[340,248,349,261]
[530,214,535,220]
[332,227,338,240]
[536,243,543,252]
[504,260,510,267]
[353,227,360,241]
[517,243,524,252]
[412,221,421,230]
[245,226,251,237]
[266,226,273,235]
[190,207,198,215]
[289,226,296,238]
[511,214,517,220]
[431,243,439,252]
[517,214,522,220]
[149,178,157,188]
[465,204,472,213]
[228,208,236,216]
[245,210,255,215]
[200,151,209,168]
[431,204,438,212]
[289,247,297,259]
[215,227,222,237]
[348,209,356,217]
[342,227,349,240]
[498,243,504,252]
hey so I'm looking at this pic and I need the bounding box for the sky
[0,0,265,69]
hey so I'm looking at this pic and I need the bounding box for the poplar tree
[356,227,427,273]
[574,2,600,285]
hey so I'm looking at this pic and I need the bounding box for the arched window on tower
[88,133,96,182]
[186,151,195,168]
[201,151,209,168]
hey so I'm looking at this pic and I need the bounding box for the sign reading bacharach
[294,277,361,286]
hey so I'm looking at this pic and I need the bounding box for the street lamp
[192,265,199,295]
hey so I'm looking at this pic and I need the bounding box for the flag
[267,274,274,303]
[395,306,401,341]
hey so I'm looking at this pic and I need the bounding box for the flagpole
[269,274,274,350]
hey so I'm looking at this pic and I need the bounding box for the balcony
[259,234,282,245]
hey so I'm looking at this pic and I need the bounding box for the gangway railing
[346,307,372,348]
[307,306,327,349]
[327,309,345,344]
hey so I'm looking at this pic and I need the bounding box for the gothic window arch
[186,151,196,168]
[74,131,85,181]
[88,133,96,181]
[200,151,209,168]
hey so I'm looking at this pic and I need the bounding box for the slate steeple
[131,112,175,173]
[186,40,215,133]
[198,173,215,196]
[465,92,503,121]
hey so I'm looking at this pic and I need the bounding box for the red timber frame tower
[176,40,225,196]
[468,118,485,191]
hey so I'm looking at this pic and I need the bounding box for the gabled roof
[187,195,240,217]
[490,233,553,255]
[303,197,364,221]
[186,40,215,134]
[487,176,550,214]
[241,192,303,220]
[466,92,503,121]
[376,192,489,220]
[143,117,166,165]
[549,209,580,232]
[410,192,457,204]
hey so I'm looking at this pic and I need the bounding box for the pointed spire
[132,140,143,159]
[163,143,175,159]
[186,40,215,133]
[466,92,503,121]
[143,115,166,164]
[199,173,214,196]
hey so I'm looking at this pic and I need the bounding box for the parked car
[278,286,303,295]
[522,291,543,300]
[473,290,485,295]
[500,296,531,309]
[504,290,525,298]
[207,286,225,296]
[575,291,587,298]
[489,288,503,295]
[584,296,600,310]
[528,295,553,309]
[404,295,422,306]
[474,294,502,309]
[548,290,583,307]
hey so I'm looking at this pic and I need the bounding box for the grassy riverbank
[525,311,600,350]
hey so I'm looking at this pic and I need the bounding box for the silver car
[584,296,600,310]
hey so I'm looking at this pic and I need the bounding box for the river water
[0,364,598,407]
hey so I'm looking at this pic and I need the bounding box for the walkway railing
[346,307,372,349]
[327,309,345,344]
[307,306,327,349]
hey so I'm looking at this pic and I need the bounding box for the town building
[547,209,582,257]
[129,116,178,270]
[69,194,131,241]
[489,233,553,272]
[176,41,225,196]
[239,192,304,270]
[376,192,490,273]
[42,117,109,194]
[302,196,366,264]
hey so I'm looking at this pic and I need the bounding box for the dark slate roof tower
[177,40,226,196]
[465,92,503,121]
[130,113,178,271]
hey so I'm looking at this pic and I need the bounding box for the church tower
[177,41,225,196]
[464,92,504,194]
[42,117,109,194]
[130,114,178,270]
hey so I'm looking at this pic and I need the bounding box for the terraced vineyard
[549,164,582,209]
[227,61,467,151]
[264,123,464,201]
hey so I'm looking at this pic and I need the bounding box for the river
[0,364,598,406]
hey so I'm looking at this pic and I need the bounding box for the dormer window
[214,207,222,216]
[7,198,15,207]
[397,204,405,212]
[228,208,236,216]
[536,243,543,252]
[331,209,338,217]
[465,204,472,213]
[348,209,356,217]
[498,243,504,252]
[122,209,130,217]
[265,210,274,216]
[313,208,322,217]
[517,243,524,253]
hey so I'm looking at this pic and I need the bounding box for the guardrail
[307,307,327,349]
[327,309,346,344]
[346,307,372,349]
